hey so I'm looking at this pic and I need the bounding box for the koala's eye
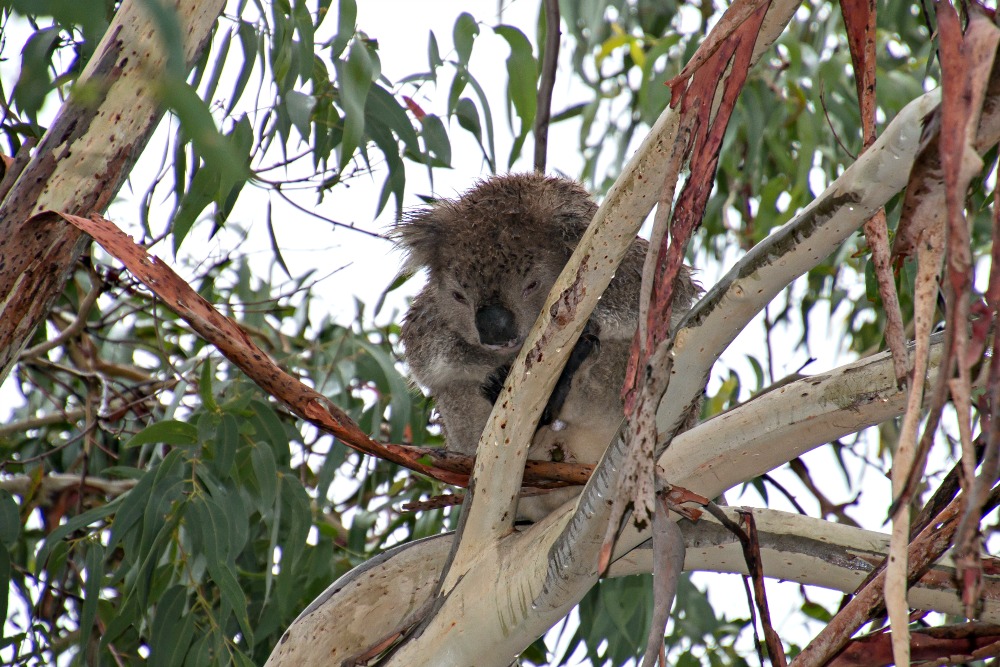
[522,280,539,297]
[452,291,468,304]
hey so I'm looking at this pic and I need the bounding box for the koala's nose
[475,304,518,347]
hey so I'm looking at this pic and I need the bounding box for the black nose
[476,304,517,346]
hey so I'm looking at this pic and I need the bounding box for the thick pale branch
[659,334,944,501]
[265,536,452,666]
[267,334,952,666]
[267,497,999,666]
[610,507,1000,622]
[651,87,942,450]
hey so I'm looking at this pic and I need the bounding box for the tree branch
[533,0,560,174]
[266,332,954,666]
[610,506,1000,623]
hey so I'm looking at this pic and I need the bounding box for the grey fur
[395,173,698,520]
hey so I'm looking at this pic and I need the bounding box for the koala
[395,173,698,521]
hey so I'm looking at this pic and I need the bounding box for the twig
[533,0,560,173]
[272,187,386,240]
[0,473,137,502]
[20,271,104,360]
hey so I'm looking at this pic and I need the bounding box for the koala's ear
[535,176,598,256]
[555,208,596,257]
[392,206,447,273]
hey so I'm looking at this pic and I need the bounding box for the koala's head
[395,173,597,354]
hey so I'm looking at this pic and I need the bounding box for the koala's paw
[480,364,512,404]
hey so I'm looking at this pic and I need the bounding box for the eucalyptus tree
[1,1,997,666]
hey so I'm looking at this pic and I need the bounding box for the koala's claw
[480,364,511,404]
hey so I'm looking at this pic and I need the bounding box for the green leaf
[372,269,411,318]
[77,541,104,658]
[37,495,125,570]
[0,491,19,547]
[330,0,357,58]
[188,496,228,565]
[249,400,291,460]
[366,109,406,216]
[11,28,59,121]
[125,420,198,449]
[461,71,497,171]
[278,477,312,569]
[366,84,420,158]
[198,357,218,412]
[159,76,249,186]
[336,39,375,171]
[266,201,293,280]
[251,443,278,513]
[455,97,482,143]
[229,21,260,114]
[10,0,108,48]
[428,30,443,70]
[802,600,833,622]
[0,550,8,635]
[149,585,195,667]
[596,31,631,67]
[213,413,240,476]
[207,555,253,648]
[453,12,479,66]
[420,114,451,167]
[286,90,317,140]
[494,25,537,146]
[107,449,184,554]
[201,30,232,105]
[172,166,219,252]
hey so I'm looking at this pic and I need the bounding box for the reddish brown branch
[839,0,909,387]
[39,211,600,493]
[38,213,438,484]
[827,622,1000,667]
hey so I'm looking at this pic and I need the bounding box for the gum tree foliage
[0,0,987,666]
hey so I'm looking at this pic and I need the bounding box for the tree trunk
[0,0,226,380]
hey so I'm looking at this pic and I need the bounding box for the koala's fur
[395,173,698,520]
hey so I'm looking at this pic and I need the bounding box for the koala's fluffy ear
[555,212,591,255]
[392,205,448,274]
[553,201,597,258]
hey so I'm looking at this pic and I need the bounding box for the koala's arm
[401,290,500,388]
[401,290,503,456]
[481,320,600,428]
